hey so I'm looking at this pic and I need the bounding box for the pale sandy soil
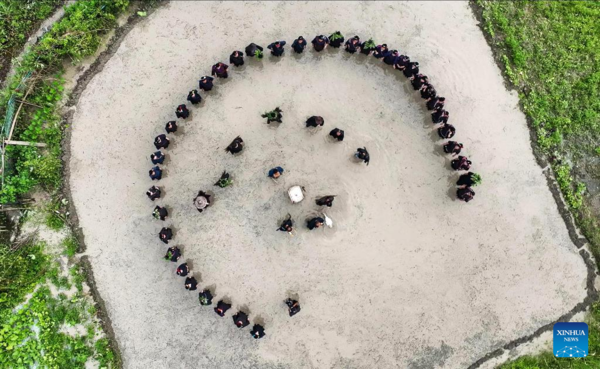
[68,2,588,368]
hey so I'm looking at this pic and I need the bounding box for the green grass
[0,0,62,78]
[476,1,600,367]
[0,237,118,368]
[0,0,130,205]
[501,303,600,368]
[475,1,600,252]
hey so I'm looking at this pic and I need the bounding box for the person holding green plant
[360,38,376,55]
[214,171,233,188]
[153,205,168,221]
[329,31,344,48]
[245,43,264,59]
[262,107,283,124]
[457,172,482,187]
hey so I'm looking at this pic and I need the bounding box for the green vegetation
[501,303,600,368]
[0,0,61,78]
[475,1,600,253]
[476,1,600,367]
[1,0,130,203]
[0,236,118,368]
[0,1,137,367]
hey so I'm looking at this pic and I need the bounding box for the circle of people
[145,32,483,340]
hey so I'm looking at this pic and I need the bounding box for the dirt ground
[68,2,588,368]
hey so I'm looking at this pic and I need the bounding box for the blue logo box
[553,322,588,358]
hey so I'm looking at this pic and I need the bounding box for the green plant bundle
[364,38,376,49]
[330,31,343,41]
[216,177,233,188]
[254,50,263,59]
[470,173,482,186]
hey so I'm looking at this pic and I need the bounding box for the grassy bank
[474,0,600,252]
[474,1,600,367]
[0,0,137,367]
[0,234,117,368]
[0,0,62,81]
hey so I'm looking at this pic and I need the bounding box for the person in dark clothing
[199,76,214,91]
[199,289,213,306]
[403,61,419,78]
[311,35,329,52]
[306,116,324,128]
[146,186,161,201]
[438,123,456,139]
[432,109,449,124]
[420,83,436,100]
[176,263,190,277]
[329,31,344,48]
[355,147,370,165]
[245,43,264,59]
[187,90,202,105]
[176,104,189,119]
[233,311,250,328]
[214,300,232,317]
[277,214,293,234]
[268,41,286,56]
[457,187,475,203]
[165,120,178,134]
[261,107,283,124]
[154,134,170,149]
[443,141,463,156]
[410,74,428,90]
[194,191,211,213]
[214,171,233,188]
[268,166,284,179]
[316,196,335,207]
[373,44,388,59]
[329,128,344,141]
[164,246,181,262]
[185,277,198,291]
[457,172,481,187]
[451,156,472,171]
[225,136,244,154]
[285,298,301,317]
[159,227,172,244]
[360,39,376,55]
[149,166,162,180]
[251,324,265,339]
[393,55,410,72]
[230,50,245,67]
[426,96,446,111]
[150,151,165,165]
[153,205,168,221]
[307,217,324,230]
[383,50,400,65]
[432,107,449,124]
[211,62,229,78]
[344,36,360,54]
[292,36,307,53]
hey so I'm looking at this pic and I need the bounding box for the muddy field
[68,2,588,368]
